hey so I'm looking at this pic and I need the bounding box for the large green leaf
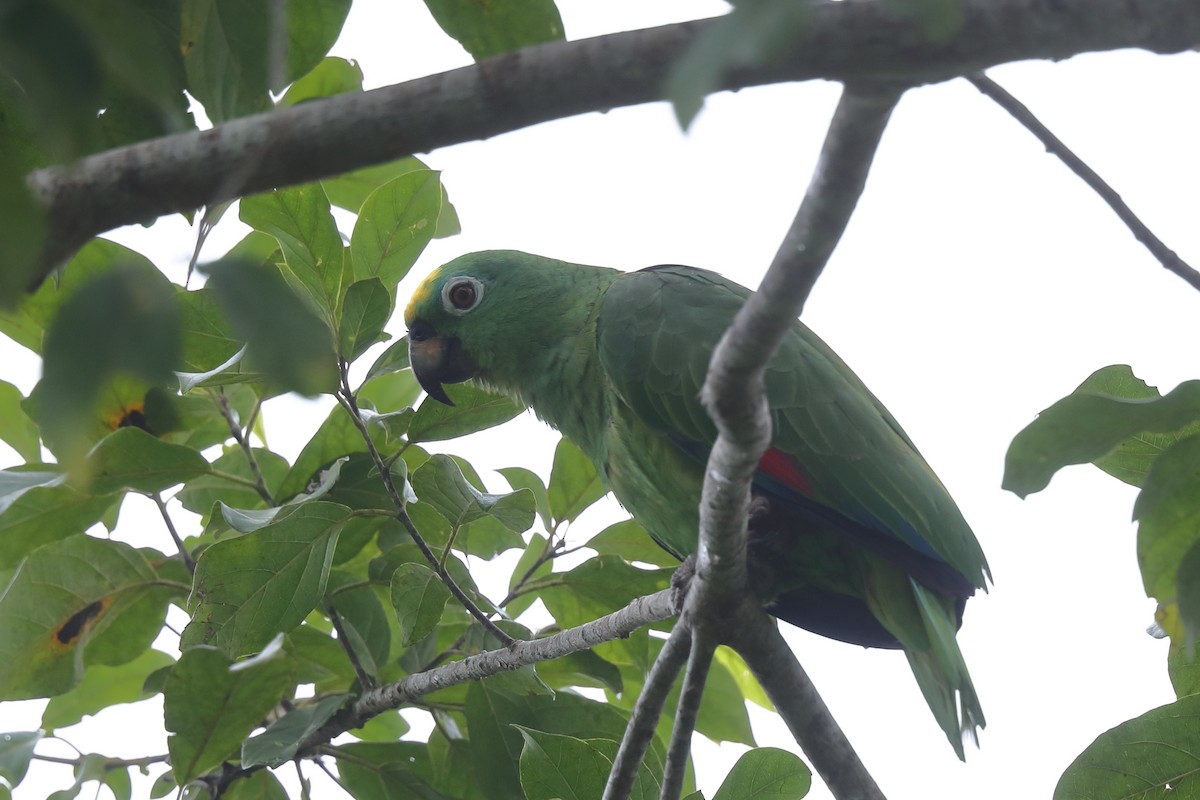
[0,536,168,699]
[350,170,443,292]
[422,0,564,60]
[163,646,293,784]
[517,728,614,800]
[407,383,524,443]
[533,556,672,630]
[41,648,175,731]
[711,747,811,800]
[38,263,180,462]
[238,186,344,325]
[175,285,261,385]
[200,259,339,395]
[0,470,117,569]
[224,770,289,800]
[327,569,391,677]
[547,437,605,525]
[323,157,436,215]
[498,467,551,532]
[182,502,350,656]
[181,0,351,122]
[177,446,289,520]
[1004,367,1200,497]
[333,741,447,800]
[84,427,210,495]
[276,405,375,501]
[1054,695,1200,799]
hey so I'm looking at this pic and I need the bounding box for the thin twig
[312,758,354,799]
[603,623,693,800]
[32,752,169,768]
[967,72,1200,292]
[325,601,376,690]
[661,633,717,800]
[152,492,195,573]
[334,361,516,648]
[216,390,275,505]
[730,603,885,800]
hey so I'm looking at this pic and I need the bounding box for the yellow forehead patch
[404,267,442,324]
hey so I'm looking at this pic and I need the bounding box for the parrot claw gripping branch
[403,83,989,800]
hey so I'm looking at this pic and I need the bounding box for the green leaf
[389,563,452,646]
[535,649,623,695]
[517,728,612,800]
[339,278,393,361]
[327,570,391,677]
[666,0,811,128]
[407,383,524,443]
[323,157,436,214]
[176,286,259,385]
[276,405,374,501]
[715,646,773,711]
[506,533,552,617]
[1179,541,1200,648]
[1004,367,1200,497]
[498,467,551,531]
[0,472,117,568]
[41,648,175,730]
[333,741,446,800]
[535,556,672,630]
[548,437,605,524]
[238,185,344,324]
[711,747,811,800]
[163,646,292,784]
[84,427,210,495]
[0,731,41,788]
[352,711,411,743]
[364,336,410,382]
[1135,436,1200,611]
[0,380,40,461]
[0,536,165,699]
[38,263,180,463]
[182,502,350,656]
[200,258,339,395]
[242,693,351,767]
[280,56,362,107]
[587,519,678,568]
[422,0,564,60]
[1054,695,1200,800]
[350,170,443,292]
[182,0,350,122]
[224,769,289,800]
[412,454,535,534]
[466,683,656,800]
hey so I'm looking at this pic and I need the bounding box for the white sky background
[5,1,1200,798]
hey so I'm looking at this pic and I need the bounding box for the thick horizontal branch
[27,0,1200,286]
[300,588,676,750]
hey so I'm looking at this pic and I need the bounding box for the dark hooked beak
[408,320,476,407]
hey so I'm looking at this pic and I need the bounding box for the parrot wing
[595,265,990,590]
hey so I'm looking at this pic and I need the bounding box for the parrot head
[403,251,605,406]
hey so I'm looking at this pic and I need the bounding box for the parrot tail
[906,578,985,760]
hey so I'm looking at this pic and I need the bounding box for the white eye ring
[441,277,484,315]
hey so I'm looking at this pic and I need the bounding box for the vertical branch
[661,632,717,800]
[604,623,694,800]
[691,83,904,799]
[152,492,195,573]
[215,390,275,506]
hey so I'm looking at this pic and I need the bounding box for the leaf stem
[325,601,376,690]
[334,359,517,648]
[215,389,276,505]
[152,491,195,573]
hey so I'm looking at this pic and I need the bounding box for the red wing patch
[757,448,813,496]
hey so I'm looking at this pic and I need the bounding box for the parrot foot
[670,554,697,614]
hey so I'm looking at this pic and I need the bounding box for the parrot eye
[442,277,483,314]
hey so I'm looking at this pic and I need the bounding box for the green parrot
[404,250,989,757]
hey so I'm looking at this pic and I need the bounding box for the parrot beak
[408,321,476,407]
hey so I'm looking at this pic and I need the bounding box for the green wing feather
[597,265,989,587]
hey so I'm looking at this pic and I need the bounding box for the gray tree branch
[301,588,676,751]
[26,0,1200,287]
[693,83,902,799]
